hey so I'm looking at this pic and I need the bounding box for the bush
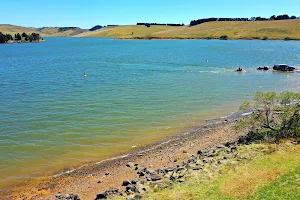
[235,91,300,144]
[262,36,268,40]
[284,37,292,41]
[219,35,228,40]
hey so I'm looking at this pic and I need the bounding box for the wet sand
[1,113,249,200]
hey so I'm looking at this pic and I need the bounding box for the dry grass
[78,19,300,40]
[76,25,175,38]
[143,142,300,200]
[0,24,88,37]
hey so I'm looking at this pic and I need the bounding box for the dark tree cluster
[190,14,298,26]
[270,14,297,20]
[89,25,103,31]
[58,27,78,32]
[0,32,13,43]
[0,32,42,43]
[137,23,184,27]
[190,17,249,26]
[15,32,41,42]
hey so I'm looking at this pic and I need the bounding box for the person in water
[84,72,87,77]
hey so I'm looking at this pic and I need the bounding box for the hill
[77,19,300,40]
[0,24,89,37]
[75,25,176,38]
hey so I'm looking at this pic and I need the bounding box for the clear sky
[1,0,299,28]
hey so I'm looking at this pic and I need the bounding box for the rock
[69,194,80,200]
[216,144,225,149]
[164,167,174,172]
[137,153,143,157]
[178,179,185,183]
[174,159,178,162]
[96,188,121,200]
[231,146,238,151]
[150,175,162,181]
[188,158,196,163]
[137,166,147,173]
[56,194,80,200]
[148,170,156,175]
[176,167,185,172]
[126,185,137,194]
[183,150,188,153]
[126,162,135,168]
[95,192,107,200]
[122,180,131,186]
[133,194,142,200]
[131,179,139,185]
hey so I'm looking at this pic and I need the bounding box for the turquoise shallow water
[0,38,299,189]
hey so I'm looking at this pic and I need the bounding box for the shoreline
[0,110,251,199]
[116,37,300,41]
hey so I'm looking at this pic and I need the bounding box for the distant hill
[0,24,89,37]
[77,19,300,40]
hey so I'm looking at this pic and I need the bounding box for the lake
[0,38,299,189]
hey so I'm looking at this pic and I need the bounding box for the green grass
[142,142,300,200]
[252,166,300,200]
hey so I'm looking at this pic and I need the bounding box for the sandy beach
[0,112,250,200]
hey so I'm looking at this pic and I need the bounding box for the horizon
[1,0,299,29]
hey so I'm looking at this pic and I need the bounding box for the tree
[270,15,276,20]
[0,32,13,43]
[31,33,40,41]
[15,33,21,40]
[235,91,300,143]
[253,91,277,129]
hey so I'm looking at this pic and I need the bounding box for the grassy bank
[77,19,300,40]
[141,141,300,200]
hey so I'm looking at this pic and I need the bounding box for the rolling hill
[77,19,300,40]
[0,24,89,37]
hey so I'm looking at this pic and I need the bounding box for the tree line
[137,23,184,27]
[190,14,298,26]
[0,32,42,43]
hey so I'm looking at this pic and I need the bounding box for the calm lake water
[0,38,299,189]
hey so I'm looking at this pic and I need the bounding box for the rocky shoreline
[92,140,242,200]
[1,112,252,200]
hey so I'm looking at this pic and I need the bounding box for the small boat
[257,66,269,70]
[236,67,245,72]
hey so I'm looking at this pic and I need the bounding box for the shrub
[219,35,228,40]
[235,91,300,143]
[262,36,268,40]
[284,37,292,41]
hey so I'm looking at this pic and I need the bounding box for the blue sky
[1,0,299,28]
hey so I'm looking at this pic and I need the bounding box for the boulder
[122,180,131,186]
